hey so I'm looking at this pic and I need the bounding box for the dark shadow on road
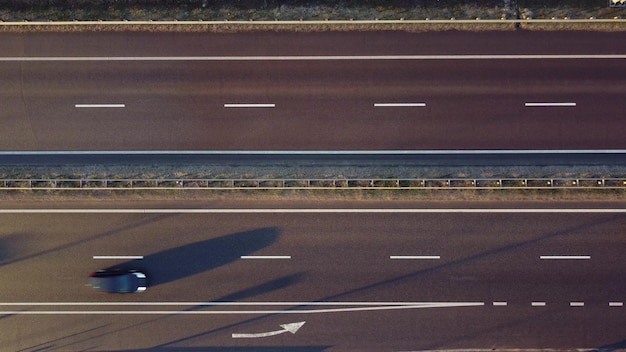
[106,227,280,287]
[0,233,23,264]
[211,272,304,302]
[0,214,176,267]
[15,324,109,352]
[599,339,626,351]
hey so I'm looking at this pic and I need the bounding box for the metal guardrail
[1,178,625,190]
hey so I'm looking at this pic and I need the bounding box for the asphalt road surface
[0,202,624,351]
[0,31,625,152]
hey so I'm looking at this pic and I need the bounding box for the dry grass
[0,187,623,203]
[1,20,625,33]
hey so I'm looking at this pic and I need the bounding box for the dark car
[89,270,147,293]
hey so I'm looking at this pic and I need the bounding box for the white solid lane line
[75,104,125,108]
[93,255,144,260]
[374,103,426,107]
[240,255,291,259]
[0,150,624,156]
[0,302,485,315]
[389,255,440,260]
[525,102,576,107]
[0,209,625,214]
[224,103,275,108]
[2,54,626,62]
[540,255,591,260]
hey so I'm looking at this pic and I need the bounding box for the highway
[0,201,624,351]
[0,31,625,154]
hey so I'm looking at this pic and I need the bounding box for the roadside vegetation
[1,0,624,22]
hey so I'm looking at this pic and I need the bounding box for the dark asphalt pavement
[0,31,624,153]
[0,203,624,351]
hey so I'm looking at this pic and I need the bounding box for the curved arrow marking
[232,321,305,338]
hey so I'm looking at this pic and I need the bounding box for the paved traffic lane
[1,57,625,150]
[1,31,625,57]
[0,206,624,350]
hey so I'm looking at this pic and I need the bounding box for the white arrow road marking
[232,321,305,339]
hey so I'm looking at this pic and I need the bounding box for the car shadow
[106,227,280,288]
[599,338,626,351]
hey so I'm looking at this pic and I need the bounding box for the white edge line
[0,19,625,26]
[93,256,144,260]
[0,209,624,214]
[1,55,626,62]
[0,302,485,315]
[240,255,291,259]
[525,102,576,107]
[540,255,591,260]
[75,104,125,108]
[0,301,484,306]
[0,149,624,156]
[390,255,440,260]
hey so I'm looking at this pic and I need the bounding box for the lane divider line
[570,302,585,307]
[93,255,144,260]
[531,302,546,307]
[540,255,591,260]
[492,302,508,306]
[75,104,125,108]
[374,103,426,107]
[609,302,623,307]
[389,255,440,260]
[525,102,576,107]
[224,103,275,108]
[241,255,291,259]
